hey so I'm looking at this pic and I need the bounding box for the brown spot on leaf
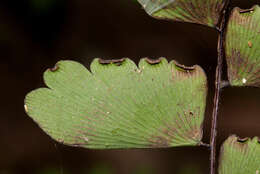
[186,126,202,141]
[98,58,125,66]
[145,58,163,64]
[248,41,253,48]
[227,49,260,87]
[162,128,170,136]
[149,136,169,147]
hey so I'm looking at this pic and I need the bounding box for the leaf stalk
[210,1,231,174]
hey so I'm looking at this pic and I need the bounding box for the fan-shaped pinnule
[218,135,260,174]
[137,0,227,27]
[225,5,260,87]
[24,58,207,149]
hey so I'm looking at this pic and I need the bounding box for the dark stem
[210,1,230,174]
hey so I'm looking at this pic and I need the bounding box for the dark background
[1,0,260,174]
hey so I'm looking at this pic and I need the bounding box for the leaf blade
[225,5,260,87]
[137,0,227,27]
[219,135,260,174]
[25,58,207,149]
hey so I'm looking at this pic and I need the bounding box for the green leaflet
[137,0,227,27]
[25,58,207,149]
[225,5,260,87]
[219,135,260,174]
[137,0,175,15]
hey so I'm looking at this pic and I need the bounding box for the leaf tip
[237,136,249,143]
[138,57,168,69]
[226,5,260,87]
[172,60,197,72]
[144,57,164,65]
[48,63,59,72]
[238,5,259,14]
[171,60,206,78]
[228,135,260,145]
[98,58,126,66]
[253,136,260,144]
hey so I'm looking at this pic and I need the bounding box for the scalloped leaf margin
[137,0,227,27]
[225,5,260,87]
[219,135,260,174]
[25,58,207,149]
